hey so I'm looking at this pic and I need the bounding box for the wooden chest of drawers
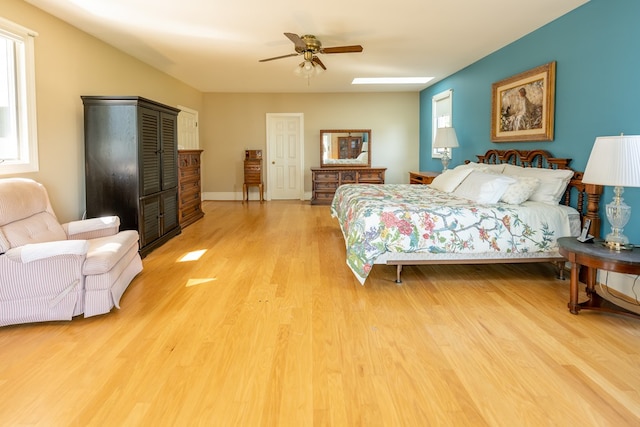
[178,149,204,227]
[311,167,386,205]
[244,159,262,184]
[243,158,264,202]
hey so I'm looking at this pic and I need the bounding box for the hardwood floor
[1,200,639,426]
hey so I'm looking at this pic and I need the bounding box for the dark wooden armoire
[82,96,181,256]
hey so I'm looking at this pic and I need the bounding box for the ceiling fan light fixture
[261,33,361,80]
[293,60,322,78]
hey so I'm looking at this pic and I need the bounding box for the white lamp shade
[582,135,640,187]
[433,127,459,148]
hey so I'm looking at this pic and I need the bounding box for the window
[431,89,453,158]
[0,17,38,175]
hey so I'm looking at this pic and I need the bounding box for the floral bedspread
[330,184,572,284]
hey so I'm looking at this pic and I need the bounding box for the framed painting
[491,61,556,142]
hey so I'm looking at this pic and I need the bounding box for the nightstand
[558,237,640,318]
[409,171,440,185]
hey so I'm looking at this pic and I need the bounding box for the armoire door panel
[140,107,161,196]
[161,112,178,191]
[140,195,160,247]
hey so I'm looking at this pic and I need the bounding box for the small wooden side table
[243,151,264,203]
[558,237,640,318]
[409,171,439,184]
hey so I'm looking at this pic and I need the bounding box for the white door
[266,113,303,200]
[177,106,199,149]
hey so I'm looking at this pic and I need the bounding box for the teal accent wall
[419,0,640,243]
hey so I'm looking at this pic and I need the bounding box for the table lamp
[582,134,640,250]
[433,127,459,171]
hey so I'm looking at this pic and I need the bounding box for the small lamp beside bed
[433,127,459,171]
[582,134,640,250]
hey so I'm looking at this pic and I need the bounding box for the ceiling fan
[259,33,363,71]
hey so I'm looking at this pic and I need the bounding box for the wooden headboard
[471,149,603,237]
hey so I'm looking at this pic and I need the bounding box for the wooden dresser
[178,149,204,227]
[311,167,386,205]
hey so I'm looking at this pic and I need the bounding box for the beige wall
[4,0,203,222]
[201,92,419,199]
[4,0,420,219]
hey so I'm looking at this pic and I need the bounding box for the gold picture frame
[491,61,556,142]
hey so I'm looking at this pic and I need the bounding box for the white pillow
[500,177,540,205]
[454,162,487,171]
[502,164,574,205]
[455,161,505,174]
[453,170,516,204]
[484,163,507,174]
[430,167,474,193]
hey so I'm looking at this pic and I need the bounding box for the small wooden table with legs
[243,154,264,202]
[558,237,640,318]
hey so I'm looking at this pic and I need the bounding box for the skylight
[352,77,434,85]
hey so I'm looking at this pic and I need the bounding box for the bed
[330,149,603,284]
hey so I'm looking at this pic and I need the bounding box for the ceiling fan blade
[312,56,326,70]
[284,32,307,51]
[321,45,363,54]
[258,53,299,62]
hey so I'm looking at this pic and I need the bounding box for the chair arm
[4,240,89,263]
[63,216,120,239]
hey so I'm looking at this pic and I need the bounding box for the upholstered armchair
[0,178,143,327]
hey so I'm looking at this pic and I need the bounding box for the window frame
[431,89,453,159]
[0,17,38,175]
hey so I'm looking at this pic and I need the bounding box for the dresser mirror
[320,129,371,168]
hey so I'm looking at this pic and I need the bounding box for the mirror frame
[320,129,371,168]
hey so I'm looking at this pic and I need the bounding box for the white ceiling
[25,0,588,93]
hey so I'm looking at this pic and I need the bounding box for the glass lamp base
[604,186,631,250]
[603,239,634,251]
[605,231,629,245]
[440,151,451,171]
